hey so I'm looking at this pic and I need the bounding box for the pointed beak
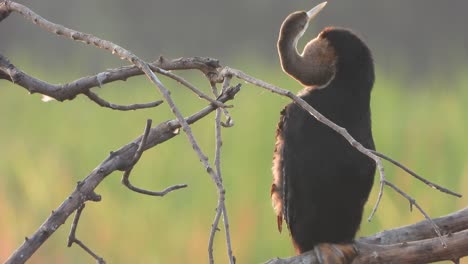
[306,2,327,21]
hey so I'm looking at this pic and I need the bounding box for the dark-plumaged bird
[271,2,376,261]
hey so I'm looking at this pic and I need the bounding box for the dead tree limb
[0,53,221,108]
[4,85,240,264]
[1,4,238,260]
[265,208,468,264]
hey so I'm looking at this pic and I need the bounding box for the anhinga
[271,2,376,262]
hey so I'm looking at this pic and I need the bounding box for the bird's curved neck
[278,30,307,82]
[278,27,335,87]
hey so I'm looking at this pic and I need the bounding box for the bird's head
[278,2,374,90]
[278,3,326,53]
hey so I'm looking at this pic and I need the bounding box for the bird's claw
[314,243,357,264]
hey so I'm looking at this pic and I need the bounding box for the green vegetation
[0,60,467,263]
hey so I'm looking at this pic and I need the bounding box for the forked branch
[0,53,222,110]
[4,84,240,264]
[67,204,105,264]
[121,119,188,196]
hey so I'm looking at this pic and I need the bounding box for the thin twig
[384,181,447,247]
[208,201,223,264]
[207,81,224,264]
[221,204,234,263]
[134,119,153,160]
[206,81,235,263]
[219,76,234,127]
[368,178,385,221]
[215,80,235,263]
[85,91,163,111]
[156,67,230,108]
[211,82,223,177]
[371,150,462,197]
[67,204,106,264]
[169,84,241,128]
[122,120,188,196]
[123,179,188,196]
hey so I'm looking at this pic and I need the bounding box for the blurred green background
[1,0,468,263]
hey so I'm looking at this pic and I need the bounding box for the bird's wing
[277,103,306,234]
[272,107,288,233]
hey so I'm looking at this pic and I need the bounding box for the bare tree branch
[0,53,221,107]
[1,5,239,261]
[266,208,468,264]
[156,67,230,108]
[361,207,468,245]
[218,80,235,263]
[5,85,241,264]
[218,76,235,127]
[0,4,225,192]
[207,81,235,264]
[384,180,446,246]
[371,150,461,197]
[208,82,225,264]
[85,91,163,111]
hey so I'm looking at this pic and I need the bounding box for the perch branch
[265,208,468,264]
[5,84,240,264]
[361,207,468,245]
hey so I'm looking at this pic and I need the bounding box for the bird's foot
[314,243,357,264]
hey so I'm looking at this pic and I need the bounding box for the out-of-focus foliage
[0,56,467,263]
